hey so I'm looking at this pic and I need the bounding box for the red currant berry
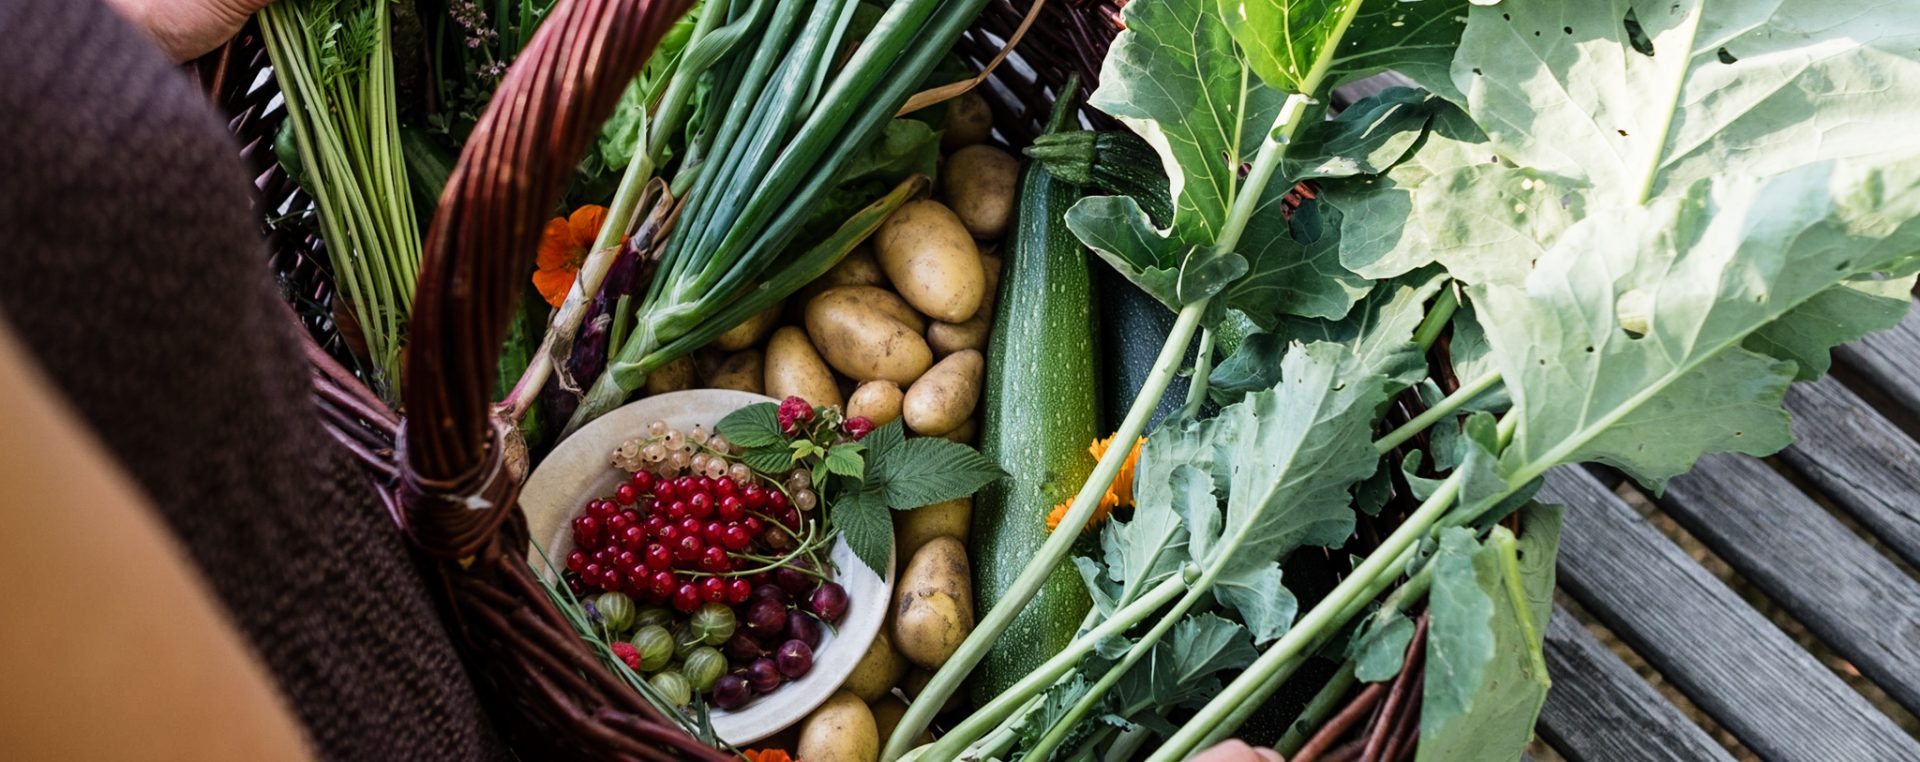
[715,478,738,499]
[695,476,716,495]
[722,525,752,552]
[673,584,701,613]
[566,551,587,573]
[666,500,689,521]
[616,550,638,568]
[679,517,703,536]
[645,543,673,570]
[690,492,714,519]
[655,482,677,502]
[741,483,767,509]
[727,578,753,605]
[608,514,631,535]
[643,516,668,536]
[587,500,615,519]
[614,483,638,505]
[621,509,641,524]
[779,508,801,529]
[700,546,729,572]
[658,525,682,544]
[603,570,623,591]
[676,534,706,562]
[621,525,645,549]
[630,470,655,492]
[651,570,676,599]
[592,548,613,564]
[704,521,727,543]
[768,490,790,512]
[717,495,745,522]
[700,576,727,602]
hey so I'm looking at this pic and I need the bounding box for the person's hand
[105,0,276,63]
[1191,739,1286,762]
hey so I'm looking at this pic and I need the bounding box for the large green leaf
[1220,195,1373,327]
[1221,0,1360,93]
[1136,342,1387,641]
[1210,266,1448,404]
[1478,162,1920,491]
[1452,0,1920,206]
[1746,277,1916,380]
[1419,503,1562,762]
[1094,0,1286,249]
[1321,100,1504,280]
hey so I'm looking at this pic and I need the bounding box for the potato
[892,536,974,670]
[841,629,908,703]
[765,326,844,409]
[942,145,1020,239]
[644,355,696,396]
[897,497,970,560]
[942,90,993,151]
[847,380,905,426]
[797,244,890,305]
[811,285,926,333]
[870,695,932,751]
[873,200,986,323]
[710,301,783,351]
[705,349,764,394]
[934,417,977,444]
[797,691,879,762]
[980,253,1003,313]
[926,317,990,357]
[804,288,934,386]
[902,350,984,436]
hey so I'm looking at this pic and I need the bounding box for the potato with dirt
[797,690,879,762]
[896,497,970,560]
[942,145,1019,239]
[764,326,843,409]
[892,536,975,670]
[847,380,905,426]
[839,629,908,703]
[804,287,933,386]
[872,200,985,323]
[902,349,983,436]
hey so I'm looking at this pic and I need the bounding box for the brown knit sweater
[0,1,509,758]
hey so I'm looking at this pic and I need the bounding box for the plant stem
[1372,368,1502,455]
[900,568,1195,762]
[1180,328,1216,420]
[1411,287,1459,351]
[1147,469,1467,762]
[882,301,1209,760]
[1276,661,1358,756]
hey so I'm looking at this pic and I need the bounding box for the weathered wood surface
[1537,606,1734,762]
[1661,453,1920,717]
[1777,375,1920,569]
[1834,297,1920,416]
[1541,467,1920,761]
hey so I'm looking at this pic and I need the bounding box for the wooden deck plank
[1538,607,1734,762]
[1541,467,1920,761]
[1834,297,1920,416]
[1660,453,1920,717]
[1778,376,1920,569]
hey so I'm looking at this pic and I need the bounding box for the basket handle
[399,0,691,558]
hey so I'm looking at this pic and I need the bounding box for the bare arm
[0,318,313,761]
[104,0,275,62]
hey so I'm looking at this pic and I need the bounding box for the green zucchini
[970,91,1098,706]
[1025,130,1172,226]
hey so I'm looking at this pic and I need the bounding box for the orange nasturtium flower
[742,750,797,762]
[533,204,611,307]
[1046,433,1146,533]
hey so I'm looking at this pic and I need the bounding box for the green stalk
[1179,328,1216,420]
[1373,368,1502,454]
[884,301,1208,760]
[905,571,1194,762]
[1411,287,1459,351]
[1275,662,1358,756]
[1148,469,1466,762]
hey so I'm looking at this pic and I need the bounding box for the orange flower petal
[536,218,574,269]
[532,266,576,308]
[569,204,610,248]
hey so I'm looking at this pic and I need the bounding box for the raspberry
[845,416,875,440]
[611,641,642,670]
[777,396,814,434]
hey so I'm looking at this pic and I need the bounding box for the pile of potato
[654,92,1011,762]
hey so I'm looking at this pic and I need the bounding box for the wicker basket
[200,1,1127,758]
